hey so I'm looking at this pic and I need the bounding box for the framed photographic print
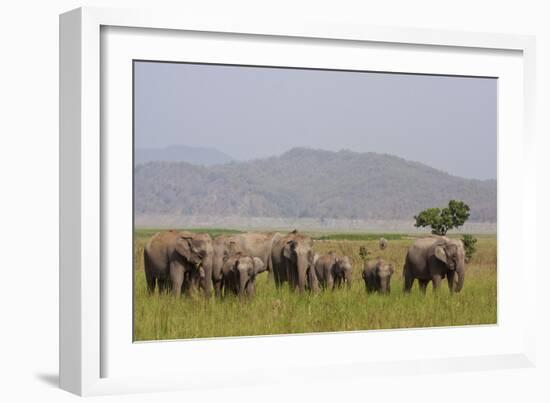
[60,7,537,396]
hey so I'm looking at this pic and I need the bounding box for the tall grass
[133,233,496,341]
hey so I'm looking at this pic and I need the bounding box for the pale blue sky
[134,61,497,180]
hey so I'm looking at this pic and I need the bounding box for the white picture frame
[59,6,537,396]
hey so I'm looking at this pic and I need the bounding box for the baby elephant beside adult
[314,252,353,290]
[403,236,465,293]
[212,232,279,297]
[221,253,265,297]
[143,230,213,297]
[362,258,394,294]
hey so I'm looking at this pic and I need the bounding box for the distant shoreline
[135,214,497,234]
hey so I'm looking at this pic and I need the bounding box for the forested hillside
[135,145,233,166]
[134,148,496,222]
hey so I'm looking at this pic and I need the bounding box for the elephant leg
[185,270,199,296]
[288,268,297,291]
[432,274,443,291]
[446,271,456,293]
[201,261,213,298]
[403,270,414,293]
[220,277,226,298]
[170,261,184,297]
[246,280,255,298]
[327,276,335,291]
[145,271,156,295]
[143,252,156,294]
[213,278,223,297]
[418,279,429,294]
[274,272,281,288]
[156,278,166,294]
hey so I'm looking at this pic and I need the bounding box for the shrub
[462,234,478,263]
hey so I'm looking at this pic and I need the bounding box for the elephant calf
[221,252,265,298]
[314,252,353,290]
[362,258,394,294]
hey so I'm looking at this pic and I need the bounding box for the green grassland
[133,230,497,341]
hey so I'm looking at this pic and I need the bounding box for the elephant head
[283,236,314,292]
[334,255,353,288]
[174,232,211,266]
[174,232,213,296]
[431,238,465,292]
[375,259,394,293]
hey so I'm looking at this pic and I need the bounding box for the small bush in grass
[462,234,478,263]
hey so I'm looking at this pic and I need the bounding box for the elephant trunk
[345,272,352,289]
[238,269,249,296]
[379,277,390,294]
[296,255,309,292]
[201,254,213,298]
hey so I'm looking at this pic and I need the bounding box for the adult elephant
[271,230,315,292]
[211,232,278,297]
[314,252,353,290]
[403,236,465,293]
[143,230,213,297]
[221,253,265,297]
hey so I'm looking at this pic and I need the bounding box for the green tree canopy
[414,200,471,235]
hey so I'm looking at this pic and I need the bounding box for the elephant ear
[253,257,265,274]
[232,258,240,272]
[283,240,296,260]
[190,238,207,259]
[434,245,447,264]
[175,237,192,261]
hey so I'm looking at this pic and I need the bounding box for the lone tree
[414,200,470,235]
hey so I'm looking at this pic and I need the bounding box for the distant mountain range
[135,145,234,166]
[134,147,496,223]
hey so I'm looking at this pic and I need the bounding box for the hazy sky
[134,61,497,180]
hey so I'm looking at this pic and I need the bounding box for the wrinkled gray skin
[212,232,277,297]
[379,238,388,250]
[143,230,213,297]
[403,236,465,293]
[271,230,315,292]
[362,258,394,294]
[314,252,353,290]
[221,253,265,297]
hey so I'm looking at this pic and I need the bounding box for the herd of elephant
[143,229,466,298]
